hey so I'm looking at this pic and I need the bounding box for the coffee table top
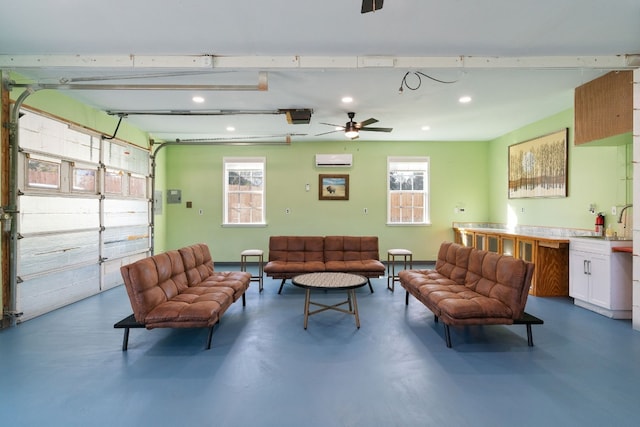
[292,272,368,290]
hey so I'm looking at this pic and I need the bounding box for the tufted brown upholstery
[119,243,251,347]
[264,235,385,293]
[399,241,535,347]
[263,236,326,277]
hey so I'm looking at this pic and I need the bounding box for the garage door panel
[18,231,99,277]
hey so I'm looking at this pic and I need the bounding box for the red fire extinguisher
[595,213,605,235]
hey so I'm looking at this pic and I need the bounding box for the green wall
[158,109,632,262]
[3,78,632,264]
[488,109,632,234]
[158,139,489,261]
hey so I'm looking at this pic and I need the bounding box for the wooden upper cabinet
[574,70,633,145]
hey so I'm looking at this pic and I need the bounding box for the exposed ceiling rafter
[1,55,638,71]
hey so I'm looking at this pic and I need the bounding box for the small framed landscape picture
[319,174,349,200]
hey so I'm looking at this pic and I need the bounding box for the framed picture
[319,174,349,200]
[508,128,568,199]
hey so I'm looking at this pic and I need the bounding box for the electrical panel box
[167,189,182,204]
[154,190,163,214]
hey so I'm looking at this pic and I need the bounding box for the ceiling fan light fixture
[344,122,359,138]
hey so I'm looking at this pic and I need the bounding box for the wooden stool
[387,249,413,292]
[241,249,264,292]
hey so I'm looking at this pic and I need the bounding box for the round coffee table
[292,272,368,329]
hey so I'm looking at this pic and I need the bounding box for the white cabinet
[569,238,633,319]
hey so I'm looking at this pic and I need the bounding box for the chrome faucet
[617,204,632,223]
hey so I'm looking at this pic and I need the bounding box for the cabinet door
[463,232,473,247]
[516,239,535,262]
[487,235,499,253]
[501,236,515,256]
[569,251,590,301]
[456,229,474,247]
[587,253,610,308]
[475,233,486,250]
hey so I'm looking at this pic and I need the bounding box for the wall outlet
[612,206,617,216]
[363,208,368,214]
[198,209,203,215]
[285,208,291,214]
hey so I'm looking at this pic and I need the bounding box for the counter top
[452,226,571,242]
[452,222,613,243]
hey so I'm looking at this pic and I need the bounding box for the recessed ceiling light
[459,96,472,104]
[192,96,205,103]
[421,125,431,131]
[226,126,235,132]
[342,96,353,103]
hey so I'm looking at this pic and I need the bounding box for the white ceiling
[1,0,639,143]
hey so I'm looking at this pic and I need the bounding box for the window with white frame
[223,157,266,225]
[387,156,430,224]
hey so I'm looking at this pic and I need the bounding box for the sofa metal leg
[514,312,543,347]
[405,291,409,305]
[206,326,214,350]
[443,324,452,348]
[122,328,130,351]
[367,278,374,293]
[242,293,246,307]
[114,314,144,351]
[434,315,438,323]
[526,324,534,346]
[278,279,286,294]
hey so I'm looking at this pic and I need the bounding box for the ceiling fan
[317,112,393,140]
[361,0,383,13]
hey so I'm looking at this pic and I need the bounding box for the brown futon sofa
[264,236,386,293]
[115,243,251,350]
[399,241,542,348]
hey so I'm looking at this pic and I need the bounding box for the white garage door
[16,110,151,321]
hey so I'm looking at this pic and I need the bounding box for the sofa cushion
[324,236,380,262]
[267,236,325,263]
[435,242,472,285]
[201,272,251,301]
[436,292,513,324]
[121,255,174,323]
[179,243,215,286]
[144,287,233,328]
[263,260,327,275]
[324,259,385,275]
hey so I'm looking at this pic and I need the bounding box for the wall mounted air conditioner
[315,154,353,167]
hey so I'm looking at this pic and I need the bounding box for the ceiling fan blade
[358,118,378,128]
[315,129,342,136]
[319,122,344,128]
[361,0,383,13]
[360,126,393,132]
